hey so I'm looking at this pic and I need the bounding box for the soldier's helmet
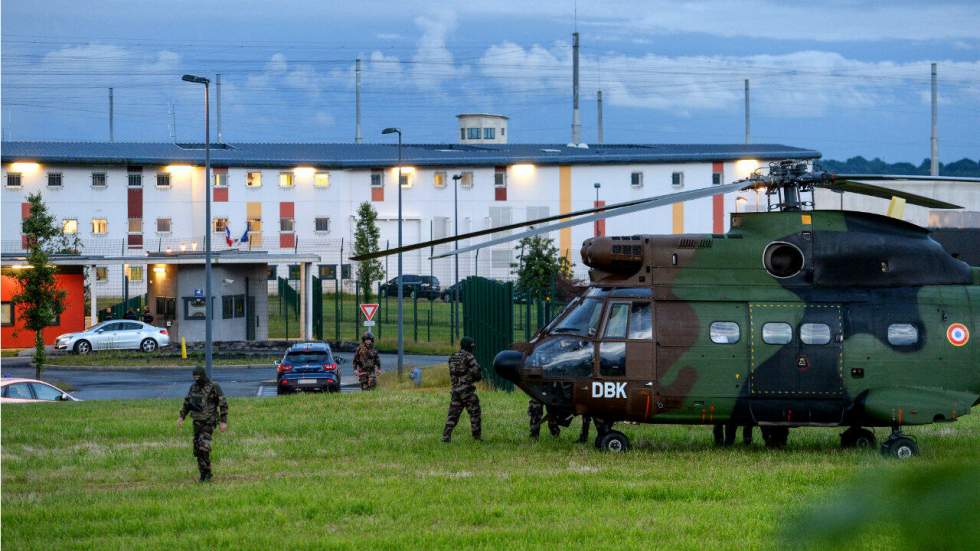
[192,366,208,381]
[460,336,476,352]
[361,332,375,342]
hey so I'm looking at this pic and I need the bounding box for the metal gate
[462,276,514,391]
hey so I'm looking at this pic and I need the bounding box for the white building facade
[2,142,819,297]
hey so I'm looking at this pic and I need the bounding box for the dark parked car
[379,275,441,299]
[439,281,465,302]
[276,342,340,395]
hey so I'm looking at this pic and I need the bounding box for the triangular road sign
[360,303,379,322]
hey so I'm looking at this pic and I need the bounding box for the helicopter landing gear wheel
[597,430,630,453]
[880,431,918,459]
[761,426,789,449]
[840,427,876,449]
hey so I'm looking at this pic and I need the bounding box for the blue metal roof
[1,141,820,168]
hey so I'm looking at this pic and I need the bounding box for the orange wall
[1,273,86,348]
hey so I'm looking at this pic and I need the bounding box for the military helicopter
[353,160,979,458]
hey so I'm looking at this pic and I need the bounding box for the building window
[91,172,107,188]
[213,217,229,233]
[47,173,63,188]
[460,128,466,141]
[314,217,330,233]
[484,127,495,140]
[712,173,723,185]
[213,172,227,187]
[494,166,506,188]
[156,173,171,188]
[248,218,262,233]
[288,265,301,280]
[95,266,108,282]
[1,302,12,326]
[630,172,643,188]
[222,295,246,319]
[467,127,481,140]
[500,127,505,136]
[279,172,294,188]
[267,266,278,281]
[672,171,684,188]
[156,218,172,234]
[246,172,262,188]
[399,170,412,188]
[91,218,108,235]
[128,173,143,187]
[127,265,144,282]
[62,219,78,235]
[128,218,142,234]
[460,171,474,188]
[314,172,330,188]
[371,169,384,188]
[280,217,295,232]
[6,173,22,188]
[433,171,447,188]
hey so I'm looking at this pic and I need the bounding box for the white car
[55,320,171,354]
[0,378,79,403]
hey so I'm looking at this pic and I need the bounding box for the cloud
[410,10,470,91]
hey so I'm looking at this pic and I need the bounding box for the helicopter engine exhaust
[581,236,645,274]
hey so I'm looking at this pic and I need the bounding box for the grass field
[3,380,977,550]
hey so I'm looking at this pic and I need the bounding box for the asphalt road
[0,353,445,400]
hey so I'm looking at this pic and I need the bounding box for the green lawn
[3,381,977,550]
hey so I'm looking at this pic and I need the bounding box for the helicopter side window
[528,337,594,378]
[762,322,793,345]
[800,323,831,345]
[552,298,603,337]
[628,303,653,339]
[604,303,630,338]
[710,322,740,344]
[887,324,918,346]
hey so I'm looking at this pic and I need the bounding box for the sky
[2,0,979,162]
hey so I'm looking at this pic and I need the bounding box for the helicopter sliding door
[749,303,845,423]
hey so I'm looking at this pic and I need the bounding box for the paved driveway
[0,353,444,400]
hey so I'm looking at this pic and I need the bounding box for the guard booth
[462,276,514,391]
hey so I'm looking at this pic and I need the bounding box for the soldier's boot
[548,422,561,438]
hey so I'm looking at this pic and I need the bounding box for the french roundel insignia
[946,323,970,347]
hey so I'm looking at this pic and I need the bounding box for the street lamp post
[382,127,404,378]
[182,74,213,378]
[593,182,601,237]
[451,173,462,342]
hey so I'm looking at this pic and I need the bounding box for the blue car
[276,342,340,395]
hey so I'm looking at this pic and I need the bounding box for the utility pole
[930,63,938,176]
[571,32,581,145]
[744,79,750,145]
[169,102,176,142]
[216,73,223,143]
[109,87,114,142]
[355,58,363,144]
[596,90,604,144]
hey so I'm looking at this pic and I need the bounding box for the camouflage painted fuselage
[498,210,979,429]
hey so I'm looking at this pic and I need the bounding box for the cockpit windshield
[550,298,603,337]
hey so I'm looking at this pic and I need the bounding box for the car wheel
[74,340,92,355]
[140,338,158,353]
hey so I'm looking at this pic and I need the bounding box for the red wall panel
[213,187,229,202]
[2,273,86,348]
[279,202,295,218]
[127,188,143,217]
[371,188,384,202]
[494,187,507,201]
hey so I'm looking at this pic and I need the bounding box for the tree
[10,193,71,378]
[512,236,573,301]
[352,201,384,302]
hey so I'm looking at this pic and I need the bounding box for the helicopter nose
[493,350,523,383]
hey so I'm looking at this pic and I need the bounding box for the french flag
[225,226,233,247]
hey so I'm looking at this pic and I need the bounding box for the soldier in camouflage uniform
[353,332,381,390]
[528,399,560,439]
[177,366,228,482]
[441,336,482,442]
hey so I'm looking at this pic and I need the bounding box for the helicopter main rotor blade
[821,178,963,209]
[348,189,723,261]
[833,174,980,184]
[431,181,747,259]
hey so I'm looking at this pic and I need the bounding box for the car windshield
[285,351,333,364]
[551,298,603,337]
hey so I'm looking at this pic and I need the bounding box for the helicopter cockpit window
[762,322,793,345]
[628,303,653,339]
[604,303,630,338]
[552,298,603,337]
[528,337,594,378]
[710,322,740,344]
[887,323,918,346]
[599,342,627,376]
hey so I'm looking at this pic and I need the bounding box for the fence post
[377,282,384,339]
[427,299,432,342]
[525,298,531,341]
[354,280,360,341]
[413,293,418,342]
